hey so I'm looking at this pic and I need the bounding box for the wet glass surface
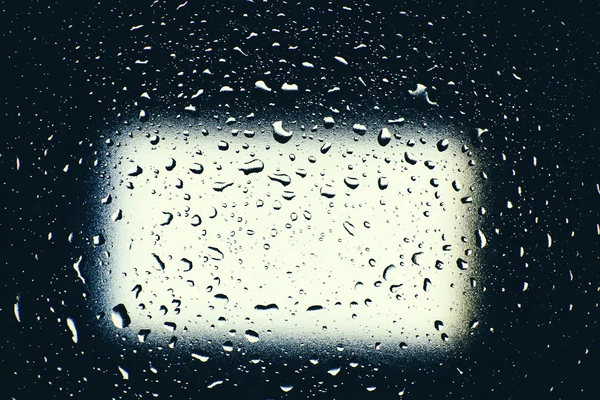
[2,1,599,399]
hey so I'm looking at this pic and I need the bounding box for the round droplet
[245,329,260,343]
[272,121,293,144]
[437,139,449,152]
[378,176,388,190]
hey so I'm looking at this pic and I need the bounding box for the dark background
[1,0,599,398]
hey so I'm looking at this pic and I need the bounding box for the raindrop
[192,352,210,362]
[378,176,389,190]
[152,253,166,271]
[131,284,142,299]
[239,159,264,175]
[476,230,487,248]
[382,264,396,281]
[165,158,176,171]
[245,330,260,343]
[352,124,367,134]
[343,221,356,236]
[323,116,335,128]
[280,385,294,393]
[222,341,234,352]
[213,181,234,192]
[218,140,229,151]
[434,320,444,330]
[208,246,224,261]
[327,367,341,376]
[189,163,204,174]
[344,176,360,189]
[320,184,336,198]
[423,278,432,291]
[66,318,78,344]
[160,212,173,226]
[111,304,131,329]
[138,329,150,343]
[127,165,143,177]
[404,152,418,165]
[320,142,332,154]
[254,303,279,311]
[411,252,423,266]
[307,305,324,311]
[457,258,469,270]
[268,173,291,186]
[272,121,293,144]
[191,214,202,227]
[378,128,392,146]
[437,139,449,152]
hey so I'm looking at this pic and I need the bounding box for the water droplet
[390,284,403,293]
[152,253,166,270]
[268,173,291,186]
[245,330,260,343]
[343,221,356,236]
[111,304,131,329]
[378,128,392,146]
[118,366,129,380]
[239,159,264,175]
[208,246,224,261]
[213,181,234,192]
[327,367,341,376]
[307,305,324,311]
[272,121,293,144]
[138,329,150,342]
[160,211,173,226]
[66,317,78,343]
[192,352,210,362]
[323,116,335,128]
[423,278,432,291]
[189,163,204,174]
[165,158,176,171]
[320,142,332,154]
[92,234,105,246]
[254,303,279,311]
[457,258,469,270]
[437,139,449,152]
[207,380,223,389]
[131,284,142,299]
[404,152,418,165]
[191,214,202,227]
[411,252,423,266]
[476,230,487,248]
[344,176,360,189]
[280,385,294,393]
[222,341,234,352]
[434,320,444,330]
[320,184,336,198]
[353,124,367,134]
[255,80,272,92]
[378,176,389,190]
[218,140,229,151]
[382,264,396,281]
[127,165,143,177]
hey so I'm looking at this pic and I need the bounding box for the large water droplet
[239,159,264,175]
[272,121,293,144]
[378,128,392,146]
[111,304,131,329]
[344,176,360,189]
[245,329,260,343]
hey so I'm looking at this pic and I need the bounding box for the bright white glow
[92,116,485,357]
